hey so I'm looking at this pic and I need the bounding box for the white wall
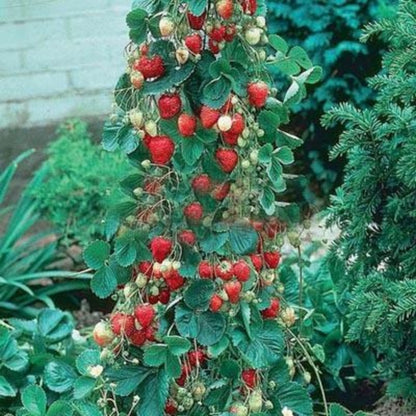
[0,0,130,129]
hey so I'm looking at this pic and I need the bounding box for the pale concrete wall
[0,0,130,129]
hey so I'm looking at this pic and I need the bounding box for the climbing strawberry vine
[84,0,322,414]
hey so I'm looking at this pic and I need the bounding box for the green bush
[323,0,416,399]
[33,120,132,248]
[268,0,397,200]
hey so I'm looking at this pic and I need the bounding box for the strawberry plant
[85,0,323,414]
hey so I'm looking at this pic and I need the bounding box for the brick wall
[0,0,130,129]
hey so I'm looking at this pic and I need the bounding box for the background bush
[268,0,397,202]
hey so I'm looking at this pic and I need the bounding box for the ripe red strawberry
[209,26,226,42]
[215,148,238,173]
[212,182,231,200]
[223,131,238,146]
[134,303,155,328]
[264,251,281,269]
[93,322,114,347]
[178,113,197,137]
[261,298,280,319]
[200,105,221,128]
[159,288,171,304]
[242,369,258,389]
[233,259,251,282]
[185,33,203,54]
[210,294,224,312]
[134,55,165,79]
[148,294,159,305]
[147,135,175,165]
[192,174,212,194]
[179,230,197,245]
[184,202,204,222]
[145,325,155,341]
[164,270,185,291]
[209,39,220,54]
[264,218,284,238]
[188,349,206,366]
[215,260,234,280]
[129,329,147,346]
[250,254,263,272]
[111,313,135,336]
[187,11,206,30]
[216,0,234,19]
[229,113,245,135]
[150,236,172,262]
[224,281,242,304]
[199,261,214,279]
[241,0,257,15]
[137,261,153,277]
[224,24,236,42]
[165,399,178,415]
[251,220,264,232]
[247,81,269,108]
[158,93,182,119]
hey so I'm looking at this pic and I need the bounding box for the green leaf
[76,349,101,376]
[208,336,229,358]
[229,223,259,255]
[137,369,169,416]
[105,366,150,397]
[329,404,348,416]
[102,121,122,152]
[83,241,110,270]
[175,305,199,338]
[73,401,102,416]
[165,351,182,378]
[275,147,294,165]
[44,361,77,393]
[37,309,73,343]
[73,377,96,400]
[126,8,148,44]
[182,137,204,166]
[260,187,275,215]
[186,0,208,16]
[144,345,168,367]
[219,359,241,379]
[269,35,289,54]
[267,157,283,184]
[21,385,47,416]
[258,144,273,163]
[164,336,192,356]
[200,232,228,254]
[0,375,16,397]
[91,266,117,299]
[202,77,232,109]
[204,384,232,409]
[273,382,313,416]
[46,401,73,416]
[288,46,312,69]
[184,280,215,311]
[284,81,302,104]
[197,311,227,346]
[118,126,139,154]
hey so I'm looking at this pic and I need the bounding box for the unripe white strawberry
[159,16,175,37]
[282,407,294,416]
[176,46,190,64]
[238,137,247,147]
[250,150,259,164]
[217,115,233,132]
[145,120,157,136]
[153,262,162,275]
[192,382,206,400]
[231,95,239,105]
[123,282,136,298]
[149,286,160,296]
[248,390,263,412]
[130,70,145,89]
[172,261,181,270]
[129,110,144,128]
[245,27,262,45]
[141,159,151,169]
[230,403,248,416]
[242,127,250,139]
[135,273,148,288]
[259,49,267,61]
[133,187,143,197]
[256,16,266,28]
[303,371,312,384]
[93,322,115,347]
[241,160,251,169]
[265,400,274,410]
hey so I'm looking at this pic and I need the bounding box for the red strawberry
[134,303,155,328]
[223,131,239,146]
[176,364,192,386]
[242,369,258,389]
[215,261,233,280]
[209,26,226,42]
[129,329,147,346]
[216,0,234,19]
[188,349,206,366]
[251,220,264,232]
[199,261,214,279]
[224,281,242,304]
[209,39,220,54]
[111,313,135,336]
[93,322,114,347]
[147,135,175,165]
[247,81,269,108]
[165,399,178,415]
[212,182,231,200]
[261,298,280,319]
[158,93,182,119]
[185,33,203,54]
[229,113,245,135]
[192,174,212,194]
[159,288,171,304]
[184,202,204,222]
[210,294,224,312]
[216,148,238,173]
[137,261,153,278]
[134,55,165,79]
[187,11,206,30]
[179,230,197,245]
[148,294,159,305]
[241,0,257,15]
[178,113,197,137]
[250,254,263,272]
[200,105,221,128]
[224,24,236,42]
[145,326,155,341]
[150,236,173,262]
[233,259,251,282]
[164,270,185,291]
[264,218,284,238]
[264,251,281,269]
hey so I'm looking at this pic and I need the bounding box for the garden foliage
[33,120,132,248]
[323,0,416,398]
[84,0,325,414]
[268,0,397,198]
